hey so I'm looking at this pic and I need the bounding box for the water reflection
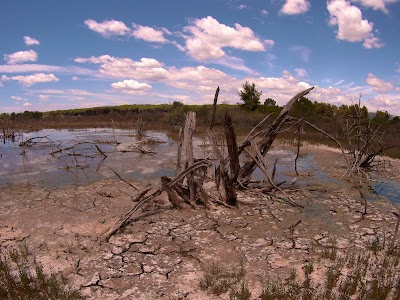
[1,128,399,205]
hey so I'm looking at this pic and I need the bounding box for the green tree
[238,81,262,111]
[291,97,316,119]
[373,110,390,124]
[264,98,277,107]
[392,116,400,125]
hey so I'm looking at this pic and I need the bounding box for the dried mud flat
[1,145,400,299]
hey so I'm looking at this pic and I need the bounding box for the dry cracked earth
[1,145,400,299]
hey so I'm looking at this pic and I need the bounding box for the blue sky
[1,0,400,115]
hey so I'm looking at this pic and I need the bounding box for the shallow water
[0,129,180,187]
[1,128,399,204]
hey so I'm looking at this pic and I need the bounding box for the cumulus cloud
[11,73,59,86]
[280,0,311,15]
[23,102,32,107]
[72,76,79,80]
[261,9,269,15]
[327,0,383,48]
[24,36,40,46]
[4,50,38,64]
[183,16,267,61]
[84,19,130,37]
[75,55,170,81]
[351,0,397,14]
[289,45,312,62]
[1,75,10,81]
[132,23,168,43]
[111,79,152,94]
[366,73,394,93]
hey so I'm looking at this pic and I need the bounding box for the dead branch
[94,145,108,158]
[161,176,189,209]
[238,87,314,182]
[109,167,139,191]
[244,147,302,208]
[238,113,273,154]
[295,125,301,175]
[209,86,220,130]
[390,212,400,252]
[101,187,154,241]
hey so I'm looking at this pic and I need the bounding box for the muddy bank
[1,145,400,299]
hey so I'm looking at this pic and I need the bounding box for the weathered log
[161,176,187,209]
[238,87,314,182]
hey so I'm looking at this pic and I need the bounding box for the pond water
[1,128,399,204]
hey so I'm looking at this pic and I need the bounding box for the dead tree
[238,87,314,183]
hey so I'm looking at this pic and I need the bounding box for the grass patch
[261,242,400,300]
[0,246,83,300]
[199,259,251,300]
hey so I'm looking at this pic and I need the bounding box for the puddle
[370,177,400,204]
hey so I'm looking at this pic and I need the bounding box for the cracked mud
[1,145,400,299]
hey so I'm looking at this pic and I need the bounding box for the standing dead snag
[208,87,240,205]
[223,112,239,205]
[177,111,197,205]
[238,87,314,183]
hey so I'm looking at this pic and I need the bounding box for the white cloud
[84,19,130,37]
[1,75,10,81]
[74,55,113,64]
[327,0,383,48]
[183,16,267,61]
[261,9,269,15]
[24,36,40,46]
[4,50,38,64]
[23,102,32,107]
[289,45,311,62]
[75,55,170,81]
[237,4,247,9]
[0,64,93,76]
[351,0,397,14]
[368,94,400,115]
[294,68,308,78]
[11,73,59,86]
[334,79,345,85]
[111,79,152,94]
[132,24,168,43]
[11,96,27,101]
[366,73,394,93]
[39,95,49,101]
[280,0,311,15]
[72,76,79,80]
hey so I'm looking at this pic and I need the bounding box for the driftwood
[238,87,314,182]
[109,168,139,191]
[161,176,188,209]
[101,187,156,241]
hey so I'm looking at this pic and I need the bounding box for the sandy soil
[1,144,400,299]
